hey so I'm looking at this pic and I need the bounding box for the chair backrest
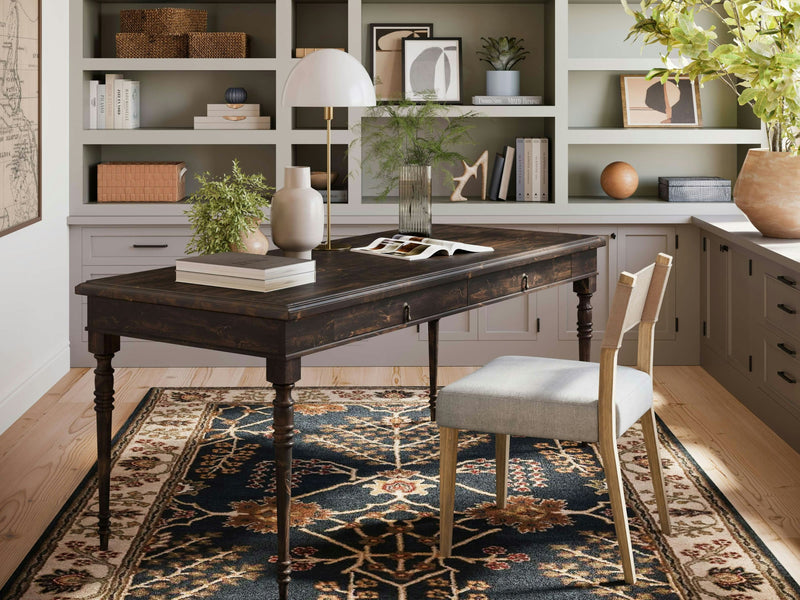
[601,253,673,377]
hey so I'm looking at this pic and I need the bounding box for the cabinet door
[727,246,752,375]
[702,233,728,357]
[617,226,677,340]
[418,309,478,341]
[478,293,539,341]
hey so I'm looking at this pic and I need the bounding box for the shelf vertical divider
[348,0,364,210]
[274,0,294,190]
[553,0,569,207]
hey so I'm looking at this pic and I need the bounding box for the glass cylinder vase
[398,165,432,236]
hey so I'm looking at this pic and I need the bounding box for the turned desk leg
[428,319,439,421]
[89,332,120,551]
[267,357,301,600]
[574,276,596,362]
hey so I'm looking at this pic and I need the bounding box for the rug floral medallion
[4,387,799,600]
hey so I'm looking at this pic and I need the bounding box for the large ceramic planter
[734,149,800,239]
[271,166,324,259]
[398,165,432,236]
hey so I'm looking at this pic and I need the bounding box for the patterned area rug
[3,387,799,600]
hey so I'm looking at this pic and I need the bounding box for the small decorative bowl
[310,171,338,189]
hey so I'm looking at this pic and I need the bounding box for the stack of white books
[194,104,271,130]
[87,74,140,129]
[175,252,315,292]
[515,138,549,202]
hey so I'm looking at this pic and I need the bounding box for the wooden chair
[437,253,673,584]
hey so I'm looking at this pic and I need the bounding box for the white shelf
[80,129,278,145]
[568,128,765,145]
[352,105,557,119]
[82,58,279,72]
[288,129,354,145]
[567,58,664,71]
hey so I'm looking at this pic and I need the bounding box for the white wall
[0,0,70,434]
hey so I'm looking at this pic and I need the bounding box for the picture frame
[0,0,41,237]
[402,37,462,104]
[620,74,702,128]
[369,23,433,102]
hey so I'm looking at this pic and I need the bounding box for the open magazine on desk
[351,234,494,261]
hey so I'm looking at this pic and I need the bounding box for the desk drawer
[468,255,571,305]
[765,275,800,338]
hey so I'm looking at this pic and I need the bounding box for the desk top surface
[76,225,604,320]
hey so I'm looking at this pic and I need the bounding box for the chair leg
[439,426,459,558]
[598,434,637,584]
[495,433,510,509]
[641,408,671,534]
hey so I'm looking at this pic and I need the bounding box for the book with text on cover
[176,252,315,280]
[176,269,315,292]
[351,235,493,261]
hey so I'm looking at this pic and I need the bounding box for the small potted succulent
[185,159,274,255]
[477,36,530,97]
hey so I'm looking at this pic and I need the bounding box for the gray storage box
[658,177,731,202]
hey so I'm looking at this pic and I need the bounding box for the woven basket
[188,32,249,59]
[98,162,187,203]
[116,33,188,58]
[120,8,207,34]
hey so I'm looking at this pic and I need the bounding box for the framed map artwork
[0,0,41,237]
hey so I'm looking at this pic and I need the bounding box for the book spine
[97,84,106,130]
[113,79,126,129]
[498,145,514,201]
[88,80,98,129]
[122,80,131,129]
[540,139,549,203]
[488,153,504,201]
[105,74,121,129]
[128,81,140,129]
[531,139,541,202]
[515,138,524,202]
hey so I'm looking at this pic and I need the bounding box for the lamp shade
[282,49,376,108]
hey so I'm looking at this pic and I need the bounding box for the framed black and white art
[402,37,462,104]
[369,23,433,102]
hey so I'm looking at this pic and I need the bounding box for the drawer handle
[778,275,797,287]
[132,244,169,249]
[719,244,729,252]
[778,370,797,384]
[403,303,411,323]
[777,303,797,315]
[521,273,529,292]
[778,342,797,356]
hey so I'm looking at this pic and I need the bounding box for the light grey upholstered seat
[437,355,652,443]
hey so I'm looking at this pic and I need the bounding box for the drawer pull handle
[521,273,529,292]
[132,244,168,249]
[778,275,797,287]
[719,244,729,252]
[778,343,797,356]
[777,303,797,315]
[778,370,797,384]
[403,303,411,323]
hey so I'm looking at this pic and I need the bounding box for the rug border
[2,386,797,597]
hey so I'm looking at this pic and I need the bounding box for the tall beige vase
[271,166,324,259]
[734,149,800,239]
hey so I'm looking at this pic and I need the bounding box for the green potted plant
[477,36,530,96]
[622,0,800,238]
[357,99,478,235]
[185,159,274,255]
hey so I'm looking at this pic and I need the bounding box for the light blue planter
[486,71,520,96]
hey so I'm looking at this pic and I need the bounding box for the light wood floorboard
[0,366,798,589]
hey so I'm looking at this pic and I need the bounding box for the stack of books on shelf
[87,74,140,129]
[175,252,315,292]
[515,138,549,202]
[194,104,271,130]
[472,95,543,106]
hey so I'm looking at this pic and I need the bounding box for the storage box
[658,177,732,202]
[98,162,187,203]
[120,8,207,34]
[188,32,249,58]
[116,33,188,58]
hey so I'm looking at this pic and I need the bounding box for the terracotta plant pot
[735,149,800,239]
[237,222,269,254]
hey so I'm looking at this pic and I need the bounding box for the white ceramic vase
[486,70,520,96]
[271,166,324,259]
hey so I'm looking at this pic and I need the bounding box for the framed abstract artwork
[0,0,41,237]
[620,75,701,128]
[369,23,433,102]
[402,37,462,104]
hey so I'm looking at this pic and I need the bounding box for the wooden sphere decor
[601,161,639,199]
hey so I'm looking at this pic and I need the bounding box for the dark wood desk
[75,225,604,599]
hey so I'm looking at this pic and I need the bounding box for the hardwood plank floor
[0,366,798,589]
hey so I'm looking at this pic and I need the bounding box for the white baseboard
[0,345,71,436]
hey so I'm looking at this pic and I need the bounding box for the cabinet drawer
[765,275,800,337]
[468,255,571,305]
[764,338,800,405]
[82,227,192,265]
